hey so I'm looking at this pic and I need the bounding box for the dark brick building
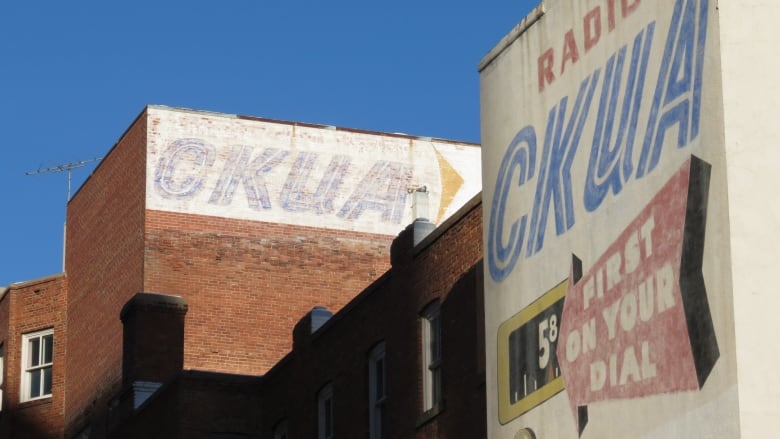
[112,195,484,438]
[0,106,484,438]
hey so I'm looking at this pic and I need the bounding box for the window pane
[431,316,441,362]
[29,338,40,368]
[43,335,53,365]
[43,367,52,396]
[29,369,41,398]
[324,398,333,436]
[432,368,441,406]
[377,404,384,439]
[375,358,385,399]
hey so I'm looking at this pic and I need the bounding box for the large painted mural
[145,106,481,235]
[480,0,737,437]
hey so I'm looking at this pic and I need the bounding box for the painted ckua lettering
[154,139,410,224]
[488,0,708,282]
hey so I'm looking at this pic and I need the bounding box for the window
[273,419,288,439]
[368,343,386,439]
[318,383,334,439]
[132,381,162,409]
[421,302,441,412]
[21,329,53,402]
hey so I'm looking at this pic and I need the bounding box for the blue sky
[0,0,537,286]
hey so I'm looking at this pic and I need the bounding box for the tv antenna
[25,156,103,271]
[26,157,103,201]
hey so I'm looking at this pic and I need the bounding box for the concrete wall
[480,1,738,437]
[717,1,780,436]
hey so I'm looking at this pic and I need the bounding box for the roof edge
[413,191,482,255]
[69,106,150,204]
[147,105,480,147]
[478,3,546,72]
[7,272,66,289]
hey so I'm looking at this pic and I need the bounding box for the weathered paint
[480,0,739,437]
[558,157,718,433]
[145,106,481,236]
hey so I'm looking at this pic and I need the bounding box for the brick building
[112,195,485,438]
[0,275,67,438]
[0,106,483,438]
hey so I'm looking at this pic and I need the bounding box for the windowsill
[415,402,444,428]
[18,396,52,410]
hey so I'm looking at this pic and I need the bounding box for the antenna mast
[26,156,103,272]
[26,157,103,201]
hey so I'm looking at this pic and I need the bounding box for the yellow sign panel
[497,280,567,424]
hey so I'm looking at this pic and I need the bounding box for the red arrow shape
[557,156,718,434]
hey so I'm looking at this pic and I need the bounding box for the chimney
[392,187,436,266]
[119,292,188,408]
[411,185,431,222]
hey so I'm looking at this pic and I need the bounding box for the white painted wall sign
[145,106,481,236]
[480,0,740,437]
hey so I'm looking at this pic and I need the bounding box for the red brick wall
[110,198,484,439]
[56,106,398,435]
[46,106,474,437]
[408,199,485,439]
[0,289,8,439]
[143,210,393,374]
[259,198,485,439]
[64,110,148,436]
[1,275,67,439]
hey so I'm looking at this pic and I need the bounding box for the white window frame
[21,328,54,402]
[318,383,334,439]
[421,301,441,412]
[368,342,386,439]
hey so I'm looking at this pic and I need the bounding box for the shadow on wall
[5,413,58,439]
[438,260,487,439]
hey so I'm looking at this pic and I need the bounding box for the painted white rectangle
[145,106,481,236]
[480,0,738,437]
